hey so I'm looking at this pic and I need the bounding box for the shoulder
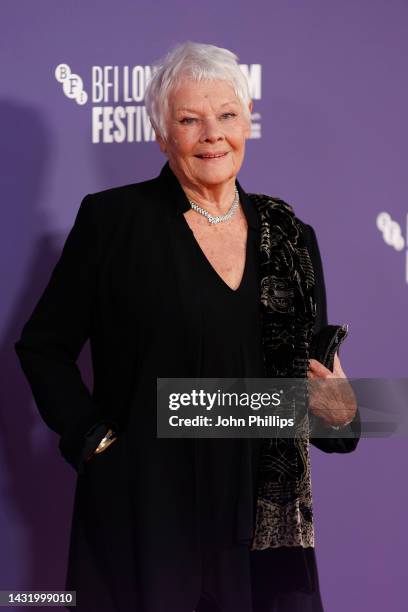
[74,174,169,248]
[247,191,317,240]
[257,194,326,281]
[85,175,163,218]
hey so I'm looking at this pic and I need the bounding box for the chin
[195,163,238,186]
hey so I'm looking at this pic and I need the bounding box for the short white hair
[145,41,252,140]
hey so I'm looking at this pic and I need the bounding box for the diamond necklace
[188,186,239,225]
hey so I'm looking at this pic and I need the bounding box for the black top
[176,190,263,541]
[189,218,264,379]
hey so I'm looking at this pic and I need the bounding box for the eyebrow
[175,101,240,113]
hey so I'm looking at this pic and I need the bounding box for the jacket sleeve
[302,223,361,454]
[14,194,117,472]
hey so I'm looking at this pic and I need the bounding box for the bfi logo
[376,212,408,284]
[55,64,88,105]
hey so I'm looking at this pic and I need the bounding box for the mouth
[195,152,229,160]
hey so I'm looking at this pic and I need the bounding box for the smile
[195,152,229,159]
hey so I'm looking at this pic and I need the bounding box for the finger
[333,352,346,378]
[308,359,331,378]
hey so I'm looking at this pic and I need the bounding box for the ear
[156,133,167,154]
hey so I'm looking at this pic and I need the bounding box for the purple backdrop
[1,1,407,611]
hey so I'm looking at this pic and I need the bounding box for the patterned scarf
[247,193,317,550]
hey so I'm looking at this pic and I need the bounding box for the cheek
[166,141,186,163]
[230,135,247,154]
[169,129,197,155]
[238,116,251,140]
[227,124,249,150]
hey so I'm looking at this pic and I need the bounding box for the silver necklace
[188,187,239,225]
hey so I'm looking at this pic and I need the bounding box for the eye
[220,112,237,120]
[179,117,198,125]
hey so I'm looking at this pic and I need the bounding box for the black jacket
[15,163,359,612]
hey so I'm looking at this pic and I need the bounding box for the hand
[307,352,357,427]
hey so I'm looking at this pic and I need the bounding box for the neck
[170,165,237,215]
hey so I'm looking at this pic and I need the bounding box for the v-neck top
[180,188,265,548]
[182,217,265,379]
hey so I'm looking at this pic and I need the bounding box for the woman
[15,42,360,612]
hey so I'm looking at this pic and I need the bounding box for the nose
[199,117,224,143]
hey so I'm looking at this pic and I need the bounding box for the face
[157,78,252,190]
